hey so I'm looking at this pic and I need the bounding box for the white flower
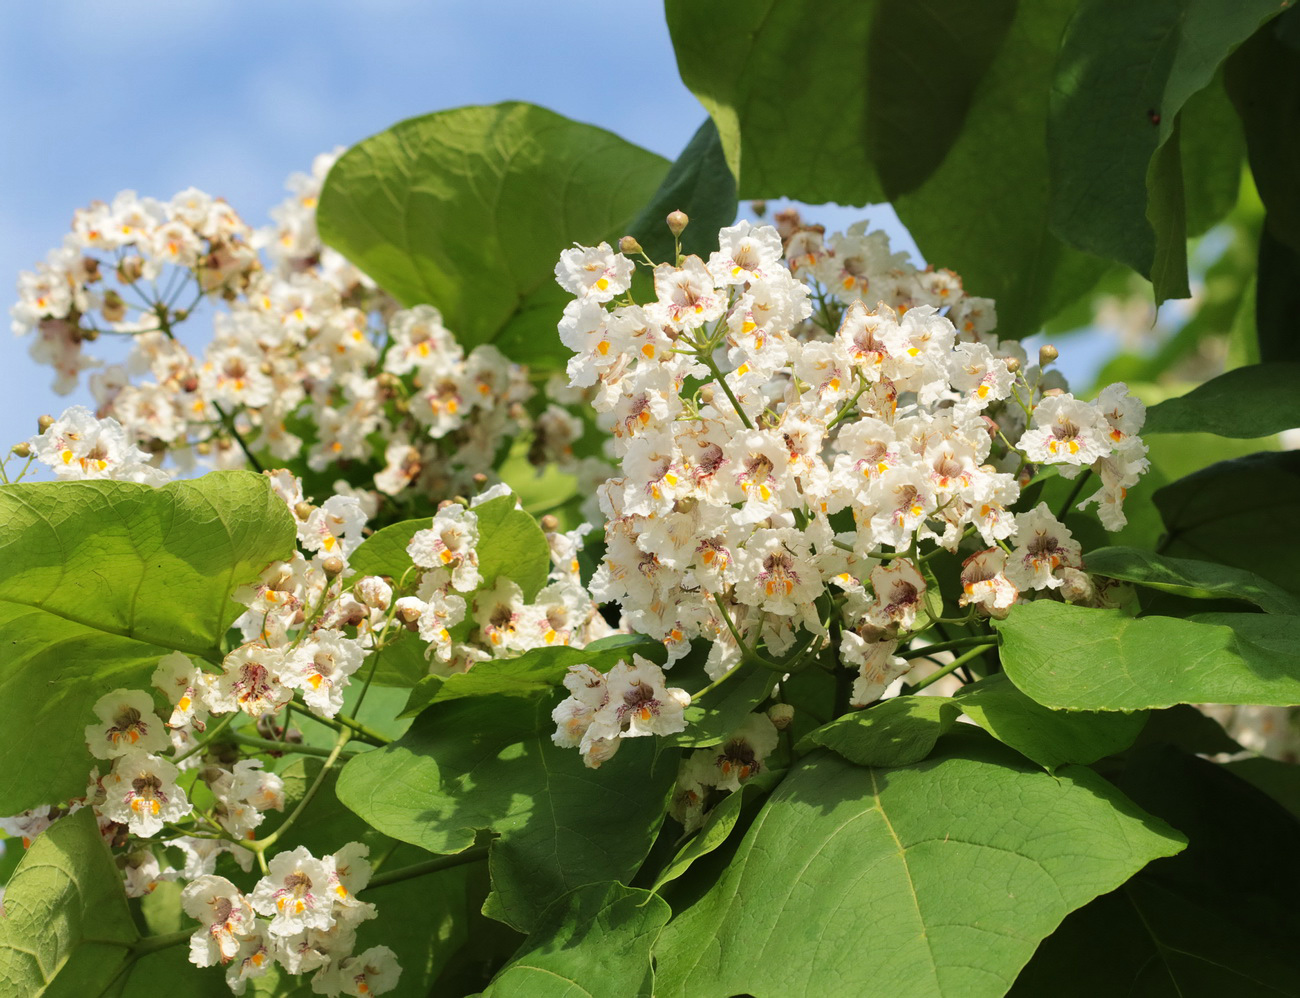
[322,944,402,997]
[407,504,480,591]
[554,242,634,302]
[1018,394,1110,466]
[85,688,171,760]
[708,221,784,286]
[603,655,691,739]
[101,751,191,837]
[249,846,336,936]
[959,548,1019,617]
[183,875,256,967]
[1004,502,1083,591]
[211,644,292,718]
[284,632,364,717]
[864,559,928,632]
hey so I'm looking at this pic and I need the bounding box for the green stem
[1055,468,1093,522]
[230,731,359,759]
[900,635,997,661]
[333,711,392,745]
[211,401,264,473]
[367,846,491,890]
[910,644,992,692]
[172,712,235,765]
[250,730,351,854]
[700,353,753,430]
[128,927,192,957]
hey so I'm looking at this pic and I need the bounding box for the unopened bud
[1038,344,1058,368]
[395,597,424,630]
[666,210,689,237]
[80,326,99,343]
[101,289,126,323]
[1004,356,1021,373]
[540,514,560,532]
[11,442,31,458]
[619,235,644,256]
[116,256,144,284]
[294,501,315,521]
[196,440,213,456]
[750,199,768,218]
[768,703,795,730]
[259,361,274,376]
[321,555,344,577]
[376,372,401,392]
[36,414,54,434]
[437,499,456,511]
[699,385,715,405]
[472,473,488,487]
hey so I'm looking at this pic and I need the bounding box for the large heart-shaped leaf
[1143,363,1300,439]
[653,732,1185,998]
[0,472,295,812]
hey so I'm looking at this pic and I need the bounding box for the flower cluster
[548,213,1148,758]
[182,845,398,996]
[9,154,581,511]
[393,490,614,674]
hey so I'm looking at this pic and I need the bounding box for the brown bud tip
[540,514,560,532]
[1004,356,1021,373]
[750,199,768,218]
[36,414,55,433]
[1038,344,1059,368]
[11,441,31,457]
[196,440,213,456]
[472,472,489,486]
[322,555,344,577]
[437,499,456,511]
[699,385,716,405]
[767,703,795,730]
[666,210,689,237]
[619,235,644,256]
[293,501,315,521]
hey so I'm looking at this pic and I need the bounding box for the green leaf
[483,883,670,998]
[471,495,551,602]
[1133,703,1243,756]
[1085,546,1300,614]
[664,0,885,205]
[653,733,1185,998]
[1154,450,1300,597]
[1143,363,1300,438]
[893,0,1112,337]
[1011,746,1300,997]
[798,693,960,767]
[997,601,1300,711]
[623,118,738,265]
[953,673,1146,770]
[1222,756,1300,824]
[336,693,673,932]
[662,664,775,750]
[0,473,295,813]
[1048,0,1280,297]
[401,633,663,718]
[1227,8,1300,255]
[317,103,669,368]
[1256,225,1300,364]
[650,786,747,895]
[0,809,138,997]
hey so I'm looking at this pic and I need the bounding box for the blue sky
[0,1,1105,456]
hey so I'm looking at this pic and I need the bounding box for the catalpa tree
[3,3,1300,996]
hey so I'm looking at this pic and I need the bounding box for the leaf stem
[249,729,351,854]
[910,644,992,692]
[900,635,997,661]
[367,845,491,890]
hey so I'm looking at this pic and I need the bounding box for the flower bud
[294,501,315,521]
[1038,344,1058,368]
[472,473,488,487]
[666,210,689,237]
[36,414,54,433]
[540,514,560,532]
[116,256,144,283]
[101,289,126,323]
[321,555,344,577]
[1004,356,1021,373]
[619,235,644,256]
[767,703,795,730]
[750,199,768,218]
[11,442,31,458]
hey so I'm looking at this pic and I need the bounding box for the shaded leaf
[1085,546,1300,614]
[650,786,748,895]
[336,693,673,932]
[1048,0,1280,296]
[1143,363,1300,439]
[1154,450,1300,597]
[798,693,959,767]
[483,883,669,998]
[954,672,1147,769]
